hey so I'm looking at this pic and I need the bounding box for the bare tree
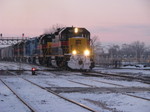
[90,35,105,65]
[91,35,98,46]
[90,35,101,51]
[108,45,120,58]
[95,41,149,66]
[120,44,134,58]
[144,47,150,62]
[130,41,146,62]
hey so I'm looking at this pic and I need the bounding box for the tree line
[94,40,150,65]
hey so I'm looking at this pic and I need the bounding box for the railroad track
[2,69,150,112]
[3,71,97,112]
[118,67,150,71]
[12,68,149,102]
[0,69,62,72]
[82,71,150,84]
[21,77,97,112]
[0,78,38,112]
[67,79,150,101]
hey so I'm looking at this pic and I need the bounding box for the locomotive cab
[59,27,91,55]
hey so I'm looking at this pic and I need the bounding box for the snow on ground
[93,66,150,76]
[25,76,88,87]
[61,92,150,112]
[22,71,150,89]
[25,76,150,112]
[0,61,150,112]
[121,65,150,70]
[0,61,51,71]
[0,81,31,112]
[88,77,150,88]
[1,77,91,112]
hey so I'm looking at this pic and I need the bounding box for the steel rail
[69,79,150,101]
[6,70,98,111]
[87,79,150,101]
[7,69,150,102]
[0,78,39,112]
[21,77,98,112]
[0,69,61,72]
[67,79,96,87]
[82,71,150,84]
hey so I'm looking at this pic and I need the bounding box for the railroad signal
[32,67,36,75]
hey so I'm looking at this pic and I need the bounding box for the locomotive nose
[78,60,83,65]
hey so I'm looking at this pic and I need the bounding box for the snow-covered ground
[0,80,31,112]
[0,61,150,112]
[1,77,90,112]
[93,66,150,77]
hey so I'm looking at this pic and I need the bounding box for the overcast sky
[0,0,150,45]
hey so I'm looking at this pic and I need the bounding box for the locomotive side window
[61,34,68,41]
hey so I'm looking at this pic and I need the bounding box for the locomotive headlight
[74,28,78,33]
[84,50,90,56]
[72,50,77,55]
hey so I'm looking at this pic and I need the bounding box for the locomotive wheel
[46,57,51,67]
[38,57,44,65]
[38,57,47,65]
[28,57,32,63]
[33,57,36,64]
[56,57,64,67]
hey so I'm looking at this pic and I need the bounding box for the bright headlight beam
[74,28,78,33]
[84,50,90,56]
[72,50,77,55]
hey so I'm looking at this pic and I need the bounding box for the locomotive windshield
[60,27,90,41]
[68,33,89,38]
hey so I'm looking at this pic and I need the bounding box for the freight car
[0,27,95,70]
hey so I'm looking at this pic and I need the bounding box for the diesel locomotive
[0,27,95,70]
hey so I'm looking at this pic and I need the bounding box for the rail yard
[1,0,150,111]
[0,61,150,112]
